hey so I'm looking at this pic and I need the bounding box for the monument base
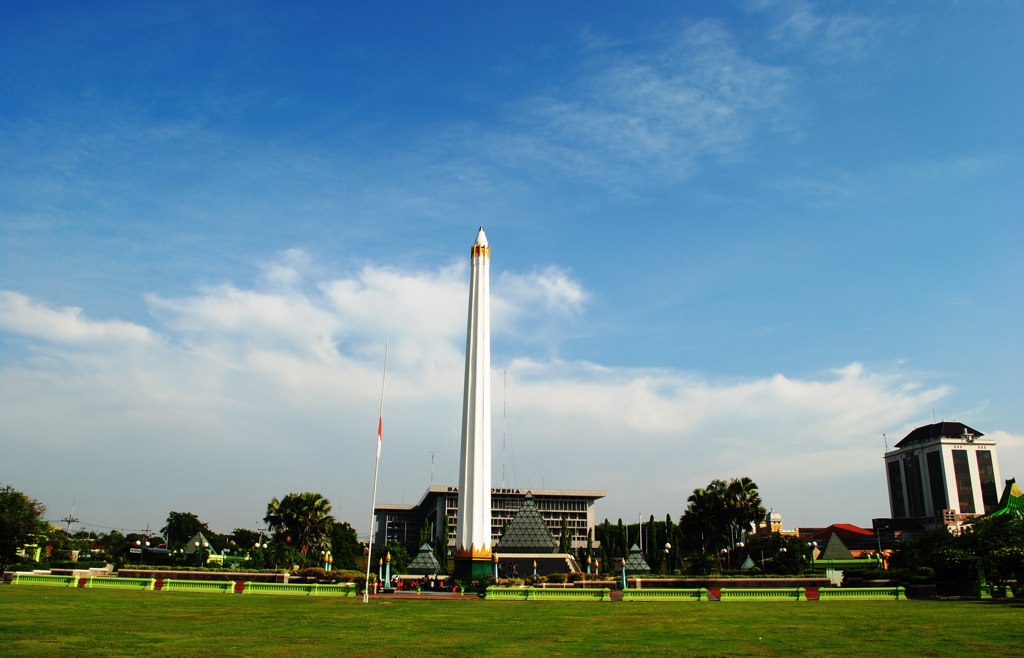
[453,556,493,583]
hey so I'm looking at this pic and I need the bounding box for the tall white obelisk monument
[454,226,493,581]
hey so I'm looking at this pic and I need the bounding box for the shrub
[327,569,365,583]
[546,573,567,584]
[297,567,328,581]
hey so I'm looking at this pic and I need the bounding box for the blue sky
[2,1,1021,538]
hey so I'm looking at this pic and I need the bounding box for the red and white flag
[376,416,383,458]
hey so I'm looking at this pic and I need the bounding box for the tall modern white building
[884,421,1002,528]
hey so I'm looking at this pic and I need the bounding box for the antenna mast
[60,500,79,534]
[502,369,508,487]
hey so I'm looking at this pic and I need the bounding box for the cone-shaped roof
[495,492,557,553]
[184,532,217,555]
[406,543,442,575]
[624,543,651,573]
[818,533,854,560]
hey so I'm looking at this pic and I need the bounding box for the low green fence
[309,583,357,597]
[85,577,156,591]
[718,588,805,601]
[622,588,706,602]
[486,587,611,602]
[160,579,235,594]
[11,573,77,587]
[816,586,905,601]
[241,582,355,596]
[485,587,530,601]
[623,586,905,602]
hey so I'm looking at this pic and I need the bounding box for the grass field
[1,586,1021,656]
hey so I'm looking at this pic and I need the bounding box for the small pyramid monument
[818,533,854,560]
[406,543,442,575]
[624,544,651,573]
[495,492,557,553]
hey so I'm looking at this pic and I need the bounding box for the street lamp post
[807,541,818,562]
[194,540,208,568]
[664,542,672,574]
[135,539,150,566]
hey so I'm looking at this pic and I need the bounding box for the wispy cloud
[757,0,890,62]
[774,154,1003,208]
[484,20,793,185]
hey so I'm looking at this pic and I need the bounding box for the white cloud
[0,291,154,344]
[0,253,991,532]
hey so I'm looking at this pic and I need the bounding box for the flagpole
[363,338,389,603]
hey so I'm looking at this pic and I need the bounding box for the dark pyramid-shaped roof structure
[895,421,983,448]
[818,533,854,560]
[495,492,557,554]
[624,544,651,573]
[406,543,442,575]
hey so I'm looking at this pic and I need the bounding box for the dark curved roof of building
[894,421,984,448]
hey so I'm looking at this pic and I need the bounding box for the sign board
[129,548,142,554]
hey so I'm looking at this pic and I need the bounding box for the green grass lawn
[1,586,1020,657]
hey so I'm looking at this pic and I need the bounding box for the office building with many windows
[373,485,605,554]
[883,421,1001,530]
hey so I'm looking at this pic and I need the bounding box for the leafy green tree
[330,521,361,570]
[558,518,571,553]
[96,530,125,563]
[161,512,211,551]
[434,514,450,573]
[964,514,1024,591]
[0,485,46,577]
[680,477,766,553]
[371,540,411,576]
[229,528,262,550]
[265,492,334,565]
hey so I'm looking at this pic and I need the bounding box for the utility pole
[60,501,79,534]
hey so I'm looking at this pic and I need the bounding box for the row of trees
[0,485,364,573]
[593,477,768,574]
[3,478,771,579]
[892,513,1024,593]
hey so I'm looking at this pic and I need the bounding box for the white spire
[456,226,492,568]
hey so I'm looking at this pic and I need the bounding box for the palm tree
[264,492,334,561]
[681,477,766,552]
[725,476,766,545]
[682,479,729,551]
